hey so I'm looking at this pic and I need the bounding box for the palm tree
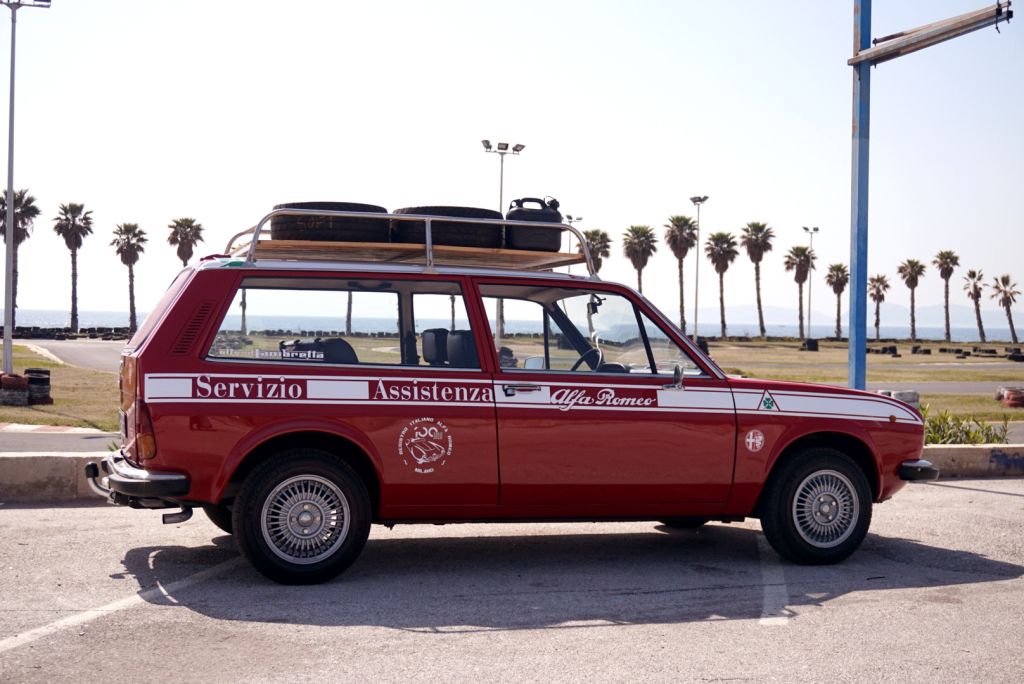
[622,225,657,293]
[167,217,205,267]
[783,245,816,339]
[825,263,850,338]
[897,259,927,342]
[739,221,774,338]
[111,223,148,333]
[963,269,986,343]
[704,232,738,338]
[0,189,41,330]
[52,203,94,332]
[933,250,960,342]
[991,274,1020,344]
[868,274,891,342]
[663,215,697,334]
[578,229,612,274]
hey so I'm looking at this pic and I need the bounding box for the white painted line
[0,557,243,655]
[0,424,108,434]
[757,534,791,626]
[22,343,64,365]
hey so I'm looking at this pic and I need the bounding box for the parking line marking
[0,558,242,655]
[757,535,791,626]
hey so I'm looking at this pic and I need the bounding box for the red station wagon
[86,203,938,584]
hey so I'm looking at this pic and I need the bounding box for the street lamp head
[481,139,492,151]
[690,195,709,206]
[496,142,509,152]
[512,143,525,153]
[802,226,820,234]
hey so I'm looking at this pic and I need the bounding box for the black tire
[759,448,872,565]
[658,517,709,529]
[391,206,503,248]
[269,201,390,243]
[232,449,371,585]
[202,503,234,534]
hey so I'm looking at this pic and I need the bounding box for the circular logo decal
[398,417,453,474]
[744,429,766,453]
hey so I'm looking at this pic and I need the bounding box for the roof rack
[224,208,597,276]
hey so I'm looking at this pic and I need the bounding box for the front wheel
[233,450,371,584]
[759,448,872,565]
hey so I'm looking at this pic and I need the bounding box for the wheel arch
[219,430,382,518]
[756,431,879,515]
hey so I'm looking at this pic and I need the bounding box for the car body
[87,207,936,584]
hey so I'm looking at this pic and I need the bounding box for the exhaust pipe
[162,506,193,525]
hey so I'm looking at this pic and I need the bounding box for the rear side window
[128,269,191,348]
[207,277,480,368]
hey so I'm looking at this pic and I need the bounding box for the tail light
[119,354,158,462]
[136,401,158,461]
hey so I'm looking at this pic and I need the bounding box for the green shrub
[921,404,1009,445]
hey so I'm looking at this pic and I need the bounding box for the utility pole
[689,195,708,342]
[803,226,819,339]
[846,0,1012,389]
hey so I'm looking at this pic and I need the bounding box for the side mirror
[663,364,683,390]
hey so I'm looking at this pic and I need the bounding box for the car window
[479,284,699,375]
[207,278,480,369]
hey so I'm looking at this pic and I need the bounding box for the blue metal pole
[849,0,872,390]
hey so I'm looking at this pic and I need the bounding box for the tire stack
[1002,388,1024,408]
[25,368,53,405]
[0,373,28,406]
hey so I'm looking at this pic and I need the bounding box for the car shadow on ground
[121,524,1024,632]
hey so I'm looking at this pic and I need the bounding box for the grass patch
[0,345,119,432]
[919,394,1023,422]
[711,340,1024,384]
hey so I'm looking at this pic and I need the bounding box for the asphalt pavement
[1,480,1022,681]
[25,339,123,373]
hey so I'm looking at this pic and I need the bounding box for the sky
[0,0,1021,332]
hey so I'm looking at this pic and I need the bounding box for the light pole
[689,195,708,341]
[481,140,524,213]
[2,0,49,376]
[802,226,819,339]
[481,140,524,343]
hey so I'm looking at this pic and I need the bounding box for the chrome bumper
[85,452,190,508]
[899,459,940,481]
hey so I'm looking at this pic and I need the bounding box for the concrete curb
[1,445,1023,503]
[0,452,109,502]
[922,444,1024,479]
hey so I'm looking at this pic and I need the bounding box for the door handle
[503,383,542,397]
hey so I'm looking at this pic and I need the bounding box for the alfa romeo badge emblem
[398,417,453,474]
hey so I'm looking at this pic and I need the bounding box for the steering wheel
[570,346,605,372]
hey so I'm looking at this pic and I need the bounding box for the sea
[6,308,1019,343]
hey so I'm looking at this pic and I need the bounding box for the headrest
[446,330,478,369]
[422,328,449,366]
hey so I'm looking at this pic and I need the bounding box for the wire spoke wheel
[791,469,860,549]
[260,474,351,565]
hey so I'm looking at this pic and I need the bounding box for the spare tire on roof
[269,201,390,243]
[391,206,503,249]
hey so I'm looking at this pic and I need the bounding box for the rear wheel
[202,503,233,534]
[233,449,371,584]
[759,448,872,565]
